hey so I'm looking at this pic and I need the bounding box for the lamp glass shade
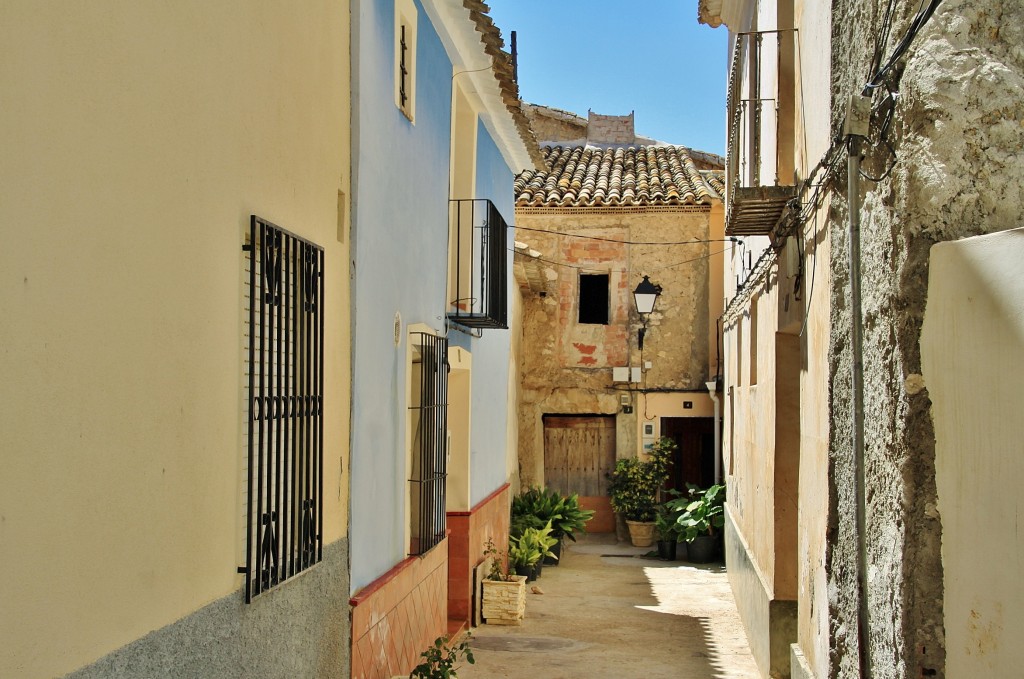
[633,276,660,315]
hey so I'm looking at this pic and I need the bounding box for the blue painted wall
[351,0,453,591]
[351,0,520,591]
[460,119,516,506]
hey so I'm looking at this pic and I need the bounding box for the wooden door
[660,417,716,491]
[543,415,616,532]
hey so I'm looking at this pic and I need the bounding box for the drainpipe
[845,94,872,679]
[706,379,721,484]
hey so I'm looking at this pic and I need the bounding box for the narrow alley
[461,535,759,679]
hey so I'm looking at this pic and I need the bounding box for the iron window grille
[447,199,508,329]
[242,216,324,603]
[399,24,409,109]
[408,332,449,556]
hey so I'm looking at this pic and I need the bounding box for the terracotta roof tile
[462,1,546,170]
[515,145,724,208]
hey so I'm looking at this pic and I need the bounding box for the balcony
[726,29,797,237]
[447,198,509,329]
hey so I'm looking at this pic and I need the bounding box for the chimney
[586,110,636,145]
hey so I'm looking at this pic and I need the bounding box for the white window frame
[394,0,417,122]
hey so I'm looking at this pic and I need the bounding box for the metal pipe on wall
[847,135,873,679]
[706,380,721,484]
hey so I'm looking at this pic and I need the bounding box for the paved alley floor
[459,534,760,679]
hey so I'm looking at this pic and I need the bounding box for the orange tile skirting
[350,539,449,679]
[580,496,615,533]
[446,483,511,628]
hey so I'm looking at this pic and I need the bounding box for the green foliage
[608,437,675,522]
[409,634,475,679]
[654,490,685,541]
[676,484,726,542]
[482,538,511,582]
[510,487,595,541]
[509,520,559,568]
[555,493,595,542]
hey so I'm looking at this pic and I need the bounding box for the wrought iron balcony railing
[726,29,798,237]
[447,198,509,329]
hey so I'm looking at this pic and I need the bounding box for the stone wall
[827,2,1024,677]
[515,207,713,485]
[68,540,350,679]
[587,111,635,144]
[522,104,588,143]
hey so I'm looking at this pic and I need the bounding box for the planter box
[481,575,527,625]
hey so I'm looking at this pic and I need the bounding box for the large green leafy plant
[654,490,685,541]
[510,487,594,541]
[608,437,675,522]
[676,484,726,541]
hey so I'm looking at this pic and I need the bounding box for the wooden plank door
[543,415,616,532]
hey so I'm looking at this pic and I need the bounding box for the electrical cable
[513,246,736,275]
[512,224,737,246]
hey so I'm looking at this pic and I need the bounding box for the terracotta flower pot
[625,520,656,547]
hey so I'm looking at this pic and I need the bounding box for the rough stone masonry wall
[827,2,1024,678]
[515,209,712,486]
[522,104,588,143]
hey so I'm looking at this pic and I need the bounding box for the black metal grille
[447,199,508,329]
[408,332,448,556]
[243,216,324,602]
[399,24,408,109]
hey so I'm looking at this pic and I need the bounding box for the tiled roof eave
[423,0,544,172]
[515,144,724,208]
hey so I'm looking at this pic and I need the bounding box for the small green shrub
[608,437,675,522]
[409,634,474,679]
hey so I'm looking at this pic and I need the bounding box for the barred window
[242,216,324,602]
[408,332,448,556]
[394,0,417,121]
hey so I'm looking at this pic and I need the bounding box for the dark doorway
[660,417,715,491]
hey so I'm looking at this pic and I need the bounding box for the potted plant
[677,484,726,563]
[511,521,558,580]
[408,634,475,679]
[507,532,541,581]
[608,437,674,547]
[511,487,595,565]
[654,493,685,560]
[480,538,527,625]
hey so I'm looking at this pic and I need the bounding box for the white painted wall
[922,227,1024,677]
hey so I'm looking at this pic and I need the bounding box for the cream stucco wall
[717,0,833,676]
[922,228,1024,678]
[791,2,832,676]
[0,3,351,677]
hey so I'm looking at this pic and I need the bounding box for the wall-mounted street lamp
[633,275,662,350]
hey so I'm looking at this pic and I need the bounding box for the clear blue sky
[486,0,728,155]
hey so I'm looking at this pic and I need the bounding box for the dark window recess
[399,24,408,109]
[447,199,508,329]
[242,216,324,603]
[578,273,610,325]
[409,333,449,556]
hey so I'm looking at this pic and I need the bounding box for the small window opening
[579,273,609,325]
